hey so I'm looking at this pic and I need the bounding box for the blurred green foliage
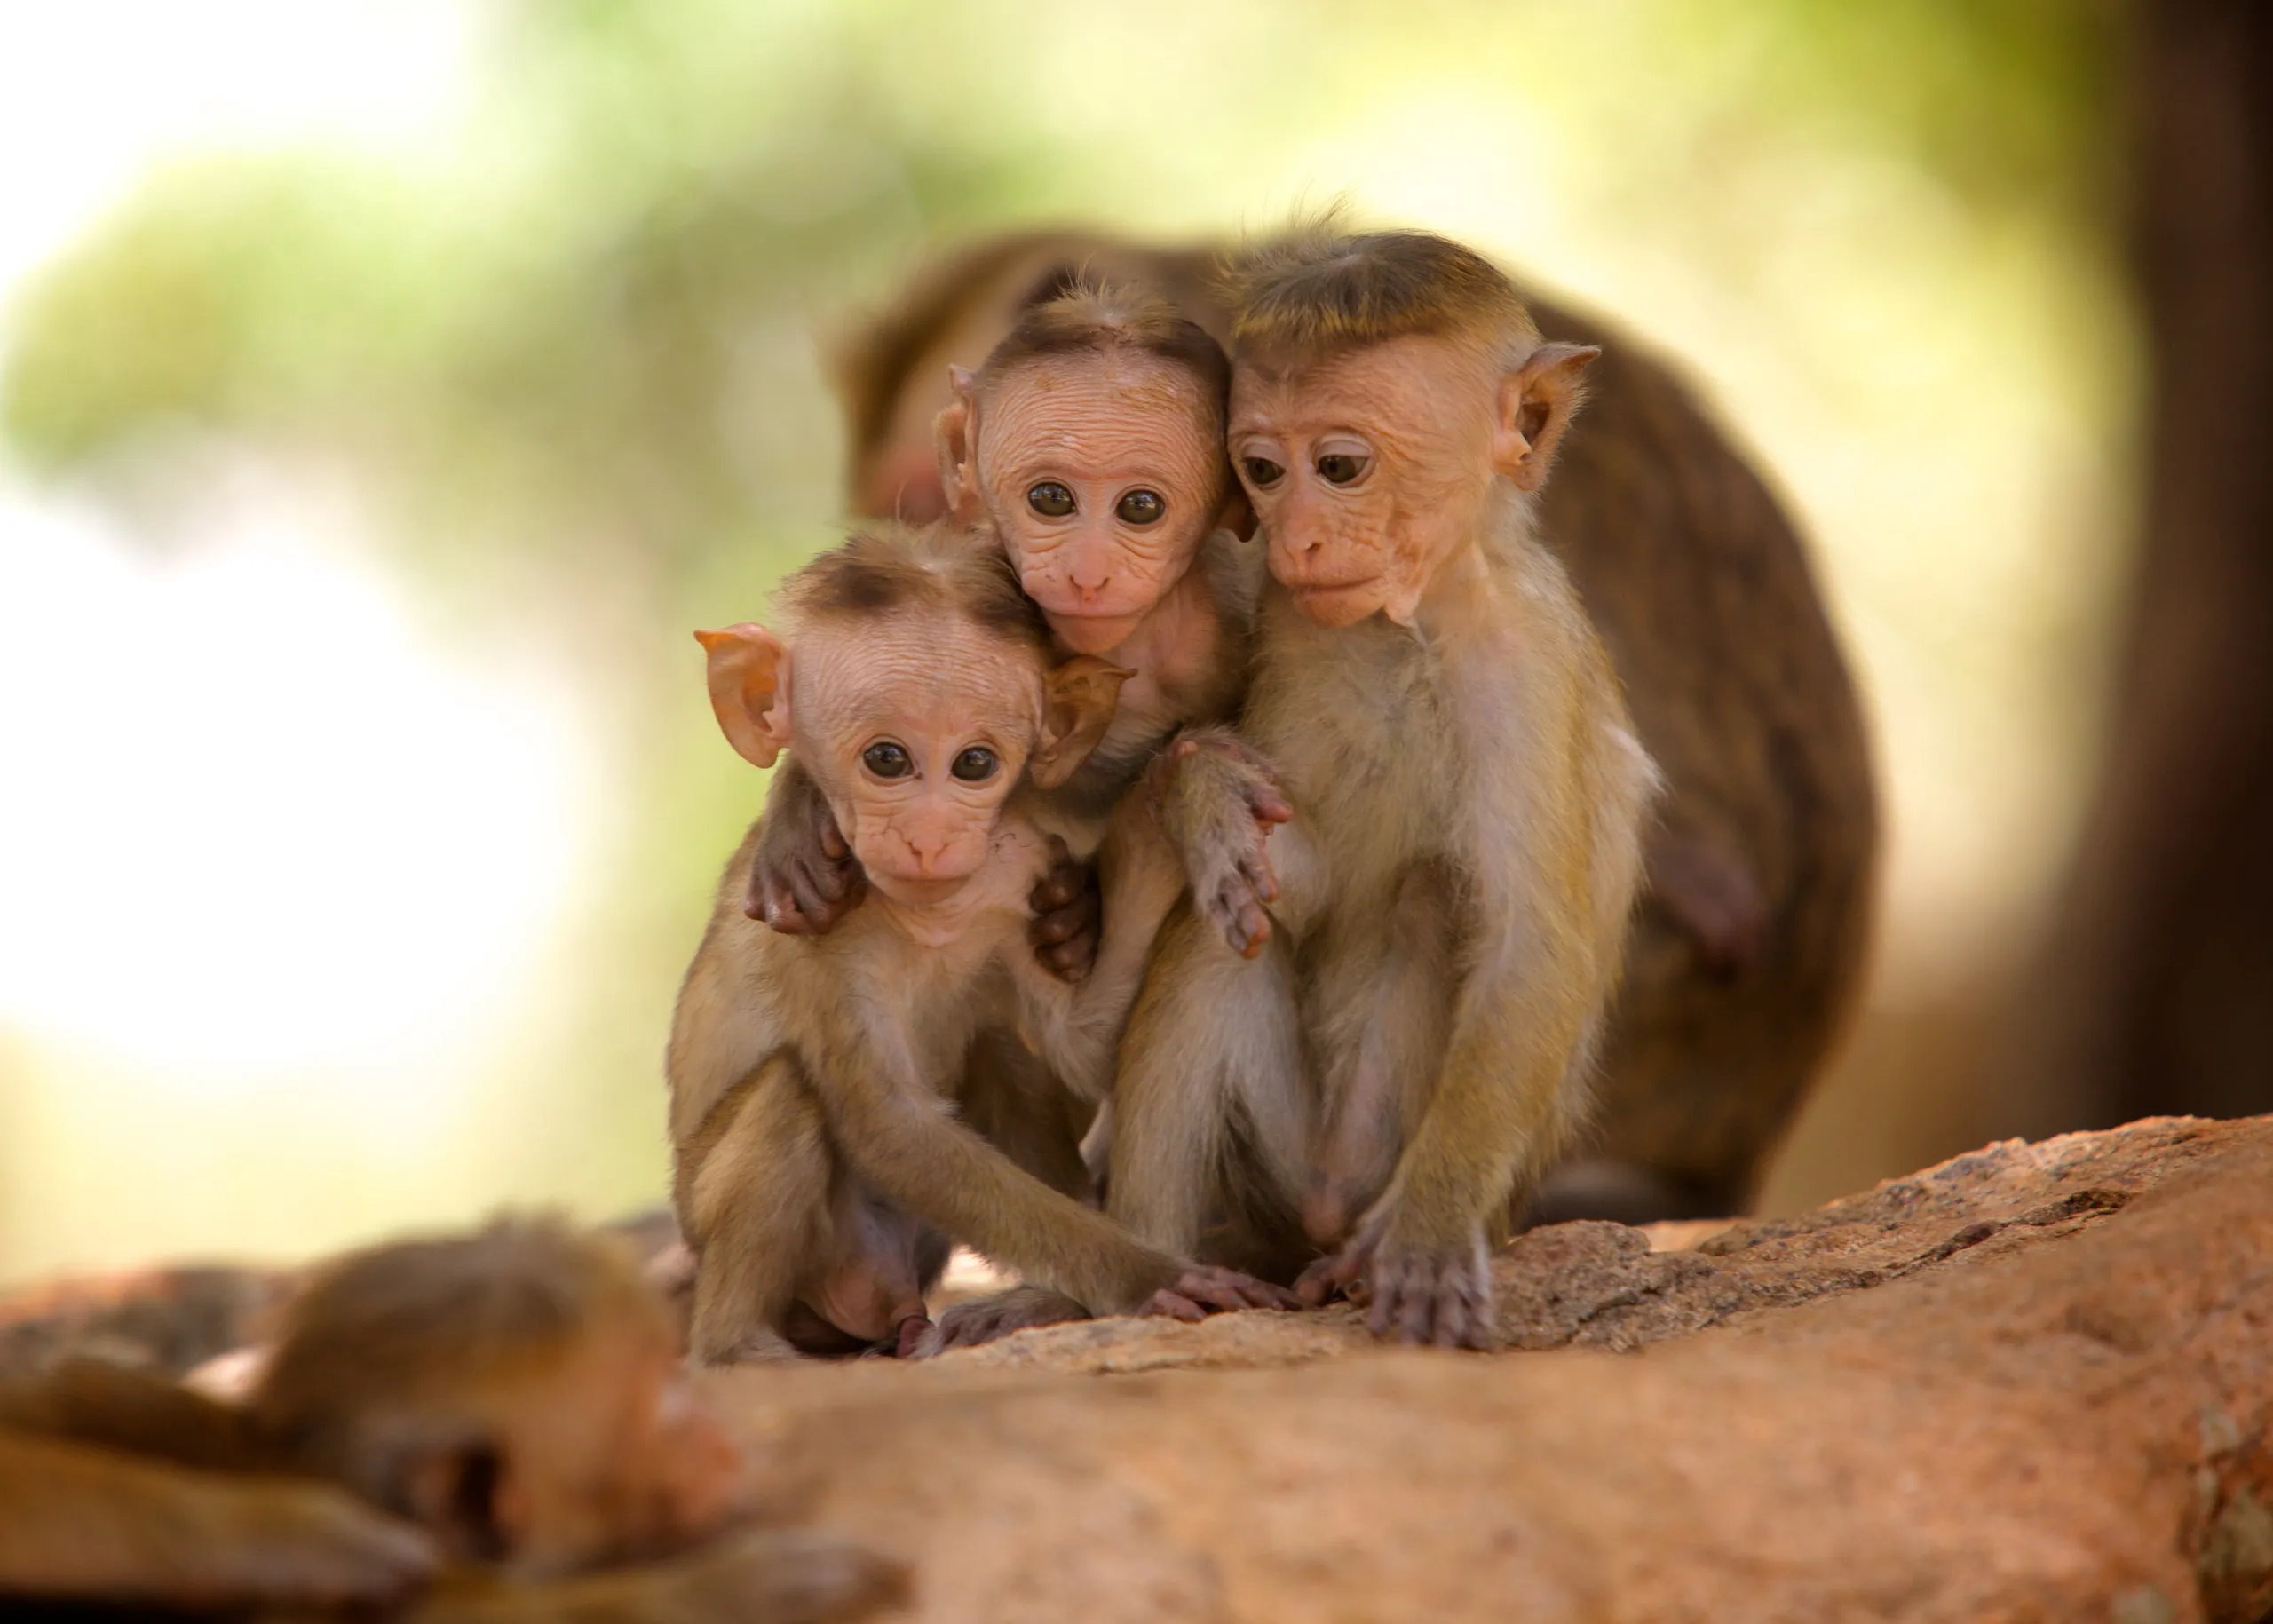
[0,0,2123,1256]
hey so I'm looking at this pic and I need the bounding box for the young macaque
[1108,227,1662,1348]
[669,520,1292,1366]
[832,230,1879,1224]
[746,281,1257,983]
[0,1217,903,1623]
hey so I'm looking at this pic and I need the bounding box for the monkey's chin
[1043,609,1146,655]
[867,871,982,907]
[1287,582,1385,629]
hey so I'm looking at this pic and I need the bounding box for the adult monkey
[831,229,1877,1224]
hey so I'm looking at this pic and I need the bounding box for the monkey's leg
[683,1058,834,1367]
[1108,905,1308,1261]
[1303,867,1460,1249]
[407,1526,907,1624]
[0,1433,435,1609]
[913,1032,1105,1353]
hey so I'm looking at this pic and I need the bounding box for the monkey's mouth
[1042,605,1146,654]
[1285,578,1384,625]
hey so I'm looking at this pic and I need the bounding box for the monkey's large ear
[401,1435,519,1565]
[693,624,792,769]
[1031,657,1135,789]
[932,366,986,523]
[1494,343,1601,493]
[1213,483,1257,543]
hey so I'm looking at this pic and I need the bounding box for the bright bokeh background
[0,0,2128,1284]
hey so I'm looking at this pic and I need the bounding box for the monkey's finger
[785,866,841,926]
[1142,1288,1209,1323]
[800,852,854,905]
[1234,900,1274,958]
[1248,788,1295,825]
[817,814,851,861]
[895,1315,934,1359]
[756,876,817,933]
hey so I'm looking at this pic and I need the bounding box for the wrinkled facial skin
[978,356,1226,654]
[791,614,1039,898]
[1232,334,1501,629]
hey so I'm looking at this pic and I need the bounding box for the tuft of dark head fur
[977,276,1232,433]
[779,519,1050,654]
[252,1216,658,1434]
[1224,224,1540,363]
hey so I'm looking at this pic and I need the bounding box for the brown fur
[672,522,1292,1363]
[0,1220,902,1620]
[1103,233,1661,1346]
[978,278,1232,454]
[834,229,1877,1220]
[1224,223,1540,362]
[781,521,1048,649]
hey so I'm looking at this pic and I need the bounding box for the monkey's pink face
[790,617,1039,899]
[978,357,1228,655]
[1231,335,1499,629]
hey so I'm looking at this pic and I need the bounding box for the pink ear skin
[932,366,986,524]
[1214,485,1257,543]
[1031,657,1135,790]
[693,624,792,769]
[1494,343,1602,493]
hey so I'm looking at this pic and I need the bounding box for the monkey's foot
[1142,1265,1303,1323]
[911,1286,1090,1356]
[1298,1223,1494,1350]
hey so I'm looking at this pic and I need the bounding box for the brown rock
[702,1117,2272,1623]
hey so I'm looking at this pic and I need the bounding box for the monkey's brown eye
[861,742,912,780]
[1027,482,1076,518]
[1316,453,1369,486]
[1242,456,1285,488]
[950,746,999,782]
[1115,489,1165,526]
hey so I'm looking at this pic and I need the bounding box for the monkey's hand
[1026,836,1100,983]
[1296,1210,1494,1351]
[746,761,867,934]
[908,1284,1092,1356]
[1141,1264,1302,1323]
[1146,731,1293,958]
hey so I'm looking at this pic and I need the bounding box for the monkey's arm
[404,1527,907,1624]
[0,1432,435,1609]
[1147,727,1327,953]
[746,757,867,934]
[1021,800,1192,1102]
[814,1025,1291,1319]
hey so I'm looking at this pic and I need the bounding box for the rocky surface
[709,1116,2272,1623]
[4,1117,2265,1620]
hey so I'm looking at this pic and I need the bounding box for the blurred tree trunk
[2047,0,2273,1126]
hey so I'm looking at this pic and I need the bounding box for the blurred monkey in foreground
[0,1216,905,1621]
[829,229,1878,1224]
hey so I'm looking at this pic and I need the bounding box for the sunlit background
[0,0,2126,1285]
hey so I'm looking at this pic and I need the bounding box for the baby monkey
[747,280,1257,963]
[669,520,1291,1364]
[0,1216,903,1623]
